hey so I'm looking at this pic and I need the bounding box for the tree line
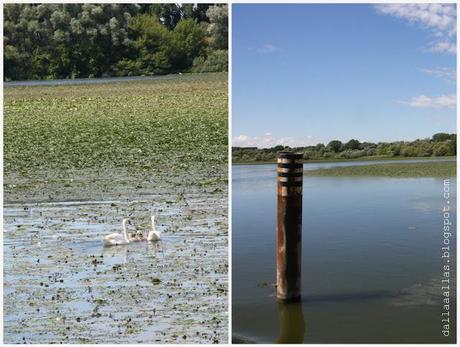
[4,4,228,81]
[233,133,457,163]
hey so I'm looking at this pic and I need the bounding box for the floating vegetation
[304,161,456,177]
[4,73,228,343]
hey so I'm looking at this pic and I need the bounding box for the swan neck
[122,219,129,241]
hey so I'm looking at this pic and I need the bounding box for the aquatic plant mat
[4,73,228,343]
[304,161,456,177]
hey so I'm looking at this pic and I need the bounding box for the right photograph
[232,3,456,344]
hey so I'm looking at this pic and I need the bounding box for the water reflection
[101,245,129,264]
[147,241,162,257]
[277,301,306,343]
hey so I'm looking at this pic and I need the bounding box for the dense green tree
[315,143,325,151]
[432,133,452,142]
[206,5,228,49]
[183,4,211,23]
[327,140,342,153]
[171,19,207,69]
[3,3,228,81]
[343,139,360,150]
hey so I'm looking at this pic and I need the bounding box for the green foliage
[4,4,228,81]
[232,134,457,163]
[432,132,455,142]
[206,5,228,49]
[343,139,360,150]
[327,140,343,153]
[170,19,208,69]
[192,49,228,72]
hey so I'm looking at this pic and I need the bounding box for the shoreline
[4,72,227,88]
[232,156,456,166]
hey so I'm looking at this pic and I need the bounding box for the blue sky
[232,4,457,148]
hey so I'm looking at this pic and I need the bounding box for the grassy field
[304,161,456,177]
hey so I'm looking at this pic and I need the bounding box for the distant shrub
[349,150,366,159]
[366,148,376,156]
[322,151,332,159]
[434,143,450,156]
[192,49,228,72]
[114,59,144,77]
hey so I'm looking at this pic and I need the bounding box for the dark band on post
[277,152,303,196]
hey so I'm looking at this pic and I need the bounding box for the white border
[1,1,459,346]
[0,2,4,345]
[227,2,233,344]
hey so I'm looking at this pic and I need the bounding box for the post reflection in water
[276,300,306,343]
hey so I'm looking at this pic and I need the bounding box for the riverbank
[232,156,456,165]
[304,161,456,177]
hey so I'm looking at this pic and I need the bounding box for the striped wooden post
[276,152,303,301]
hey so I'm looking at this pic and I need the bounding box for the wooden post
[276,152,303,301]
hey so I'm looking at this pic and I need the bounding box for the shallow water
[3,74,181,87]
[232,160,456,343]
[4,174,228,343]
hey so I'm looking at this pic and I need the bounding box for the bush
[322,151,332,159]
[114,58,143,76]
[349,149,366,159]
[366,148,376,156]
[192,49,227,72]
[433,143,450,156]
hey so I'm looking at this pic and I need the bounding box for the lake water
[4,176,228,343]
[3,74,181,87]
[232,159,456,343]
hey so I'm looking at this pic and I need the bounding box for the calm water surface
[4,74,181,87]
[233,159,456,343]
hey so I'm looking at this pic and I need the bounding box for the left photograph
[4,3,228,344]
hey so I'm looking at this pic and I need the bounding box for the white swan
[147,215,161,241]
[102,218,130,246]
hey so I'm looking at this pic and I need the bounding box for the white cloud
[375,4,456,54]
[430,41,456,54]
[233,133,315,148]
[256,44,281,54]
[375,4,456,34]
[400,94,456,108]
[420,67,456,81]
